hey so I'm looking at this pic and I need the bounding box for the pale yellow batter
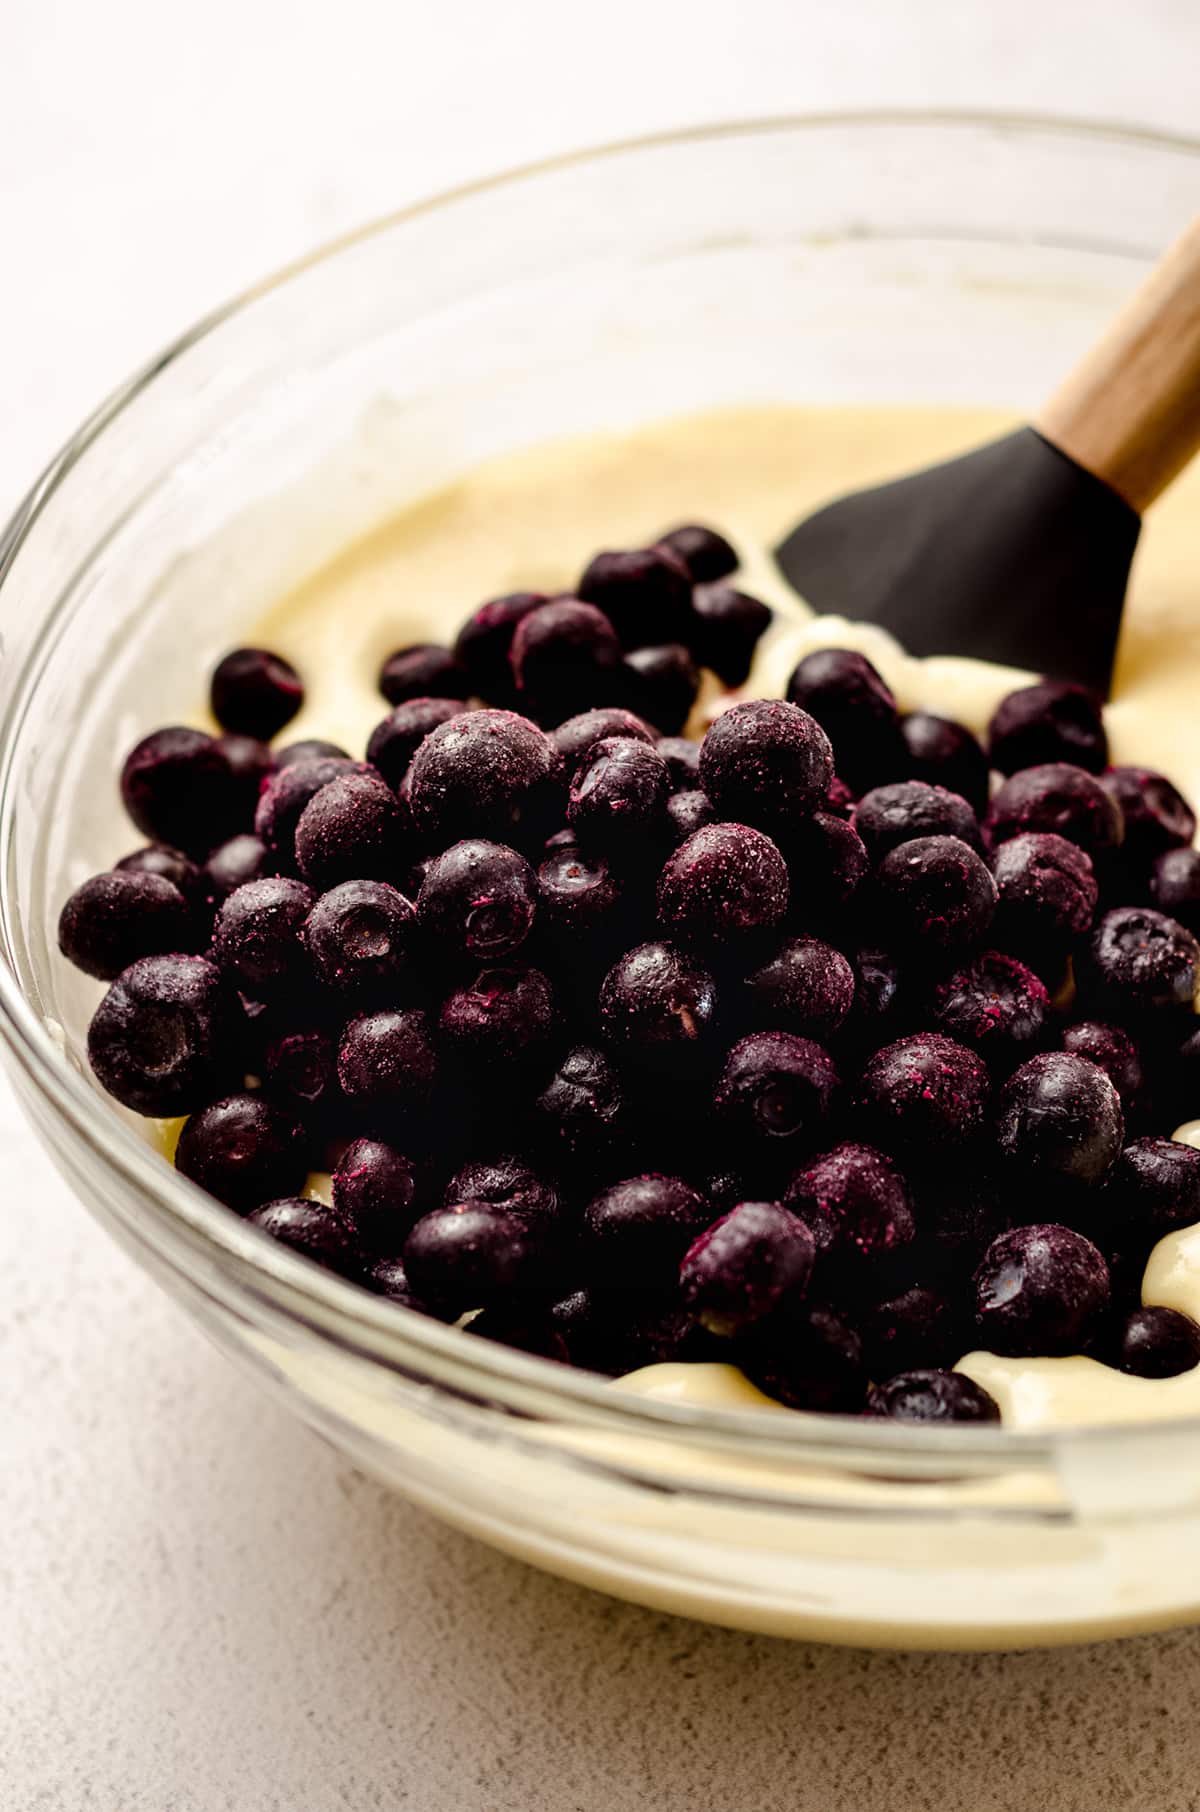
[243,403,1200,1433]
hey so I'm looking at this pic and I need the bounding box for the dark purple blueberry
[404,1201,543,1311]
[536,845,627,946]
[212,877,314,995]
[688,585,773,688]
[262,1026,339,1114]
[407,709,556,846]
[550,1288,704,1375]
[854,780,981,860]
[246,1197,360,1275]
[115,843,204,905]
[1061,1021,1144,1106]
[786,1141,914,1271]
[862,1286,960,1376]
[919,1177,1012,1278]
[741,937,855,1041]
[901,712,991,816]
[656,735,702,791]
[120,726,242,856]
[995,1052,1124,1185]
[824,776,857,819]
[445,1154,558,1226]
[986,762,1124,858]
[568,735,670,847]
[974,1223,1110,1356]
[551,707,655,770]
[657,822,789,942]
[454,592,547,706]
[58,870,195,980]
[866,1370,1000,1423]
[743,1305,867,1412]
[713,1032,838,1156]
[665,789,716,846]
[304,879,415,993]
[584,1174,711,1289]
[577,545,693,649]
[1113,1305,1200,1378]
[275,738,350,768]
[785,648,905,793]
[1076,906,1200,1016]
[210,646,304,740]
[1151,847,1200,934]
[332,1136,422,1251]
[86,954,229,1115]
[991,831,1098,961]
[1100,766,1196,861]
[254,756,363,871]
[175,1090,307,1210]
[680,1201,814,1337]
[294,770,405,890]
[509,600,622,726]
[214,734,275,820]
[439,965,554,1067]
[336,1008,437,1110]
[465,1303,572,1362]
[532,1044,625,1165]
[1101,1136,1200,1238]
[365,1254,440,1311]
[366,698,467,789]
[873,835,996,955]
[379,643,471,706]
[842,947,904,1049]
[416,840,536,960]
[202,833,269,903]
[987,681,1108,776]
[599,942,718,1070]
[780,812,870,919]
[857,1033,990,1156]
[929,950,1048,1064]
[623,642,699,736]
[657,522,738,584]
[699,700,834,834]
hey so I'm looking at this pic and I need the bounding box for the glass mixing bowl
[3,115,1200,1650]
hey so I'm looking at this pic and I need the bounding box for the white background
[3,4,1200,1808]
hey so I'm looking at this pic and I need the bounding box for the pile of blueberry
[59,522,1200,1423]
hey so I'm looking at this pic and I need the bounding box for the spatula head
[774,428,1140,697]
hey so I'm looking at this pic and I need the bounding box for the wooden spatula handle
[1036,215,1200,514]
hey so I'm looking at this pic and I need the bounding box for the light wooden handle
[1036,215,1200,513]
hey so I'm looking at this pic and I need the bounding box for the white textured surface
[4,4,1200,1807]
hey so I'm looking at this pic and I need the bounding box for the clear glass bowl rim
[4,108,1200,1468]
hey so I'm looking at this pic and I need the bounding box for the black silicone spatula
[775,217,1200,697]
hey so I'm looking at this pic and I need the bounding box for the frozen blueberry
[779,812,870,918]
[657,822,789,942]
[995,1052,1124,1185]
[453,592,546,706]
[901,712,991,817]
[741,937,855,1041]
[866,1370,1000,1422]
[304,879,415,993]
[1100,766,1196,861]
[841,947,905,1051]
[176,1090,307,1210]
[509,600,623,726]
[986,763,1124,859]
[465,1302,572,1361]
[785,648,905,792]
[262,1025,339,1115]
[680,1201,814,1337]
[366,698,467,790]
[210,646,304,740]
[873,835,996,955]
[416,840,536,960]
[439,965,554,1067]
[919,1177,1012,1279]
[215,734,275,819]
[404,1201,543,1312]
[212,877,314,996]
[1061,1021,1144,1106]
[254,755,364,870]
[688,585,773,689]
[1114,1305,1200,1378]
[699,700,834,833]
[657,522,738,584]
[713,1032,838,1155]
[577,545,693,649]
[656,736,702,791]
[824,775,857,819]
[202,833,269,903]
[929,950,1048,1064]
[445,1154,558,1227]
[974,1223,1110,1356]
[1075,906,1200,1016]
[1151,847,1200,935]
[552,707,655,770]
[1101,1136,1200,1238]
[115,843,204,906]
[407,709,556,847]
[532,1045,626,1166]
[568,735,671,846]
[624,642,700,736]
[550,1288,704,1375]
[275,738,350,768]
[786,1141,914,1272]
[379,643,471,706]
[337,1008,437,1110]
[536,845,627,947]
[294,770,406,890]
[861,1286,960,1376]
[854,780,982,860]
[120,726,242,856]
[246,1197,360,1275]
[332,1136,422,1251]
[600,944,716,1071]
[743,1305,867,1413]
[857,1033,990,1156]
[584,1174,711,1289]
[991,831,1098,960]
[665,789,716,846]
[365,1255,440,1311]
[987,681,1108,776]
[86,954,229,1115]
[58,870,195,980]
